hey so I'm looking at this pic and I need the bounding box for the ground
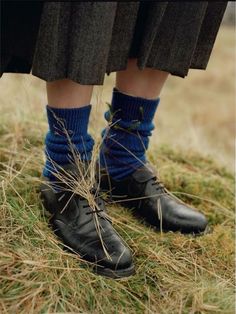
[0,26,235,313]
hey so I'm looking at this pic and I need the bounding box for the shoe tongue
[132,164,156,183]
[51,162,92,190]
[57,162,91,180]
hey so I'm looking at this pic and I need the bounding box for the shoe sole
[94,264,135,279]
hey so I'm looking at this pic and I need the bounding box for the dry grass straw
[0,109,234,313]
[41,109,121,261]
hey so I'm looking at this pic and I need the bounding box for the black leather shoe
[40,164,135,278]
[98,163,208,234]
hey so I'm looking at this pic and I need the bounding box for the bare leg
[116,59,169,99]
[46,78,93,108]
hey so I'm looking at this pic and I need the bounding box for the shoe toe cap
[193,211,208,232]
[105,242,133,270]
[162,197,209,233]
[83,235,134,271]
[177,206,208,233]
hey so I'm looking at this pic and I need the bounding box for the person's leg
[99,59,168,180]
[43,79,94,180]
[40,78,134,278]
[116,58,168,99]
[99,59,208,234]
[46,79,93,108]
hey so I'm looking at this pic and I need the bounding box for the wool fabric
[43,104,94,180]
[99,88,159,180]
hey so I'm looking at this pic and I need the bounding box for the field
[0,26,235,313]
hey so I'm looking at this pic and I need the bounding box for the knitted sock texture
[43,105,94,180]
[99,88,159,180]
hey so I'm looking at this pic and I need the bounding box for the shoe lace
[150,176,166,193]
[83,187,105,215]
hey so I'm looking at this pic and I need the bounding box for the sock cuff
[107,88,160,123]
[46,104,92,135]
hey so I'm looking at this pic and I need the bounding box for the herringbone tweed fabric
[1,2,227,84]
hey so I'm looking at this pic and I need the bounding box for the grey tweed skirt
[1,1,227,85]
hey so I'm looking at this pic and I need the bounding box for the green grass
[0,123,234,313]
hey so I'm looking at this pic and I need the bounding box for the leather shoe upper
[99,163,208,234]
[40,164,133,272]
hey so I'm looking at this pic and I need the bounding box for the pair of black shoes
[40,163,208,279]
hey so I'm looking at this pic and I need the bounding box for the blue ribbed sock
[43,104,94,180]
[99,88,160,181]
